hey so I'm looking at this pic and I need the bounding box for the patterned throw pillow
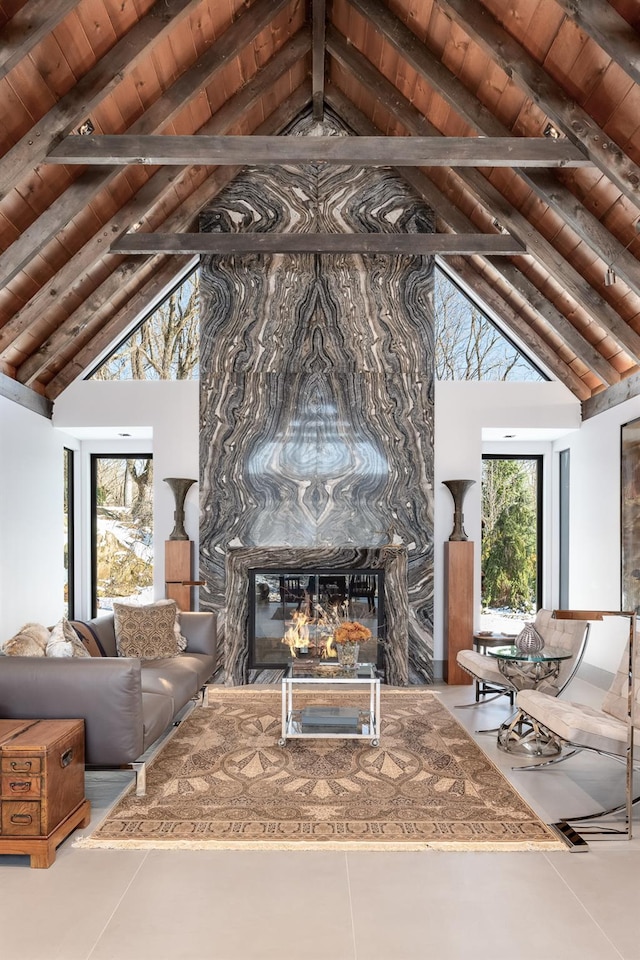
[113,600,181,659]
[46,617,92,657]
[154,599,188,652]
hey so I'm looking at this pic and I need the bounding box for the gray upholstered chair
[515,611,638,840]
[456,610,590,708]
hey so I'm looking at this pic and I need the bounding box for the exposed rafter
[47,134,589,167]
[110,232,526,255]
[0,0,639,411]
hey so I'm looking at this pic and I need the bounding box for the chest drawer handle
[10,761,32,771]
[60,748,74,768]
[9,781,32,792]
[10,814,33,824]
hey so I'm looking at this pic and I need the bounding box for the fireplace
[249,568,385,670]
[225,546,408,686]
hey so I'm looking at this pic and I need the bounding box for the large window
[481,455,542,629]
[91,455,153,616]
[89,266,199,381]
[434,265,546,382]
[63,447,74,618]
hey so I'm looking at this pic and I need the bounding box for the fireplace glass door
[249,569,384,670]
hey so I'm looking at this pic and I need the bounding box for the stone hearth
[225,546,408,686]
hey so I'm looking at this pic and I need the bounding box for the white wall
[4,374,636,674]
[54,380,199,614]
[551,393,640,672]
[434,380,581,671]
[0,396,77,635]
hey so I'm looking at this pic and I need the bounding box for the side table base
[497,709,562,757]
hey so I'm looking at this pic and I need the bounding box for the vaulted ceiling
[1,0,639,419]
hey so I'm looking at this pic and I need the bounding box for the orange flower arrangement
[333,620,372,645]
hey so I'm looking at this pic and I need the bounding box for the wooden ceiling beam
[0,370,52,419]
[326,84,615,390]
[0,0,205,200]
[111,233,526,255]
[0,0,293,290]
[345,0,640,301]
[437,0,640,208]
[43,256,192,398]
[0,0,80,81]
[312,0,326,120]
[33,86,313,394]
[327,29,640,364]
[0,31,312,359]
[583,369,640,420]
[444,255,592,400]
[553,0,640,89]
[46,134,588,167]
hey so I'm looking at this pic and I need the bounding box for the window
[91,455,153,616]
[481,455,542,628]
[434,265,546,382]
[559,449,570,609]
[63,447,74,618]
[89,267,199,381]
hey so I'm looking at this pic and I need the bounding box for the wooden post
[443,540,474,684]
[165,540,192,611]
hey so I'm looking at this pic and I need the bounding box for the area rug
[77,689,563,851]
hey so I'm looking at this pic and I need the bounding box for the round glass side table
[487,645,573,756]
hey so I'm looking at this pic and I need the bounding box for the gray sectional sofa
[0,611,217,795]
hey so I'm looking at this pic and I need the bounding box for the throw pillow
[154,598,188,652]
[113,600,180,659]
[69,621,107,657]
[46,618,92,658]
[3,622,50,656]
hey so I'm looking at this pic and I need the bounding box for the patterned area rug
[78,689,563,851]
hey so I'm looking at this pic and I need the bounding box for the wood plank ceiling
[0,0,639,418]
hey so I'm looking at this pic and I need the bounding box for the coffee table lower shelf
[280,705,379,746]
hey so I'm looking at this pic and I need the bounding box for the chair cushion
[517,689,631,756]
[456,649,515,689]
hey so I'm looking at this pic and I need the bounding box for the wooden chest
[0,719,91,867]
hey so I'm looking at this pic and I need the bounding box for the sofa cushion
[46,618,91,658]
[141,691,176,752]
[140,657,203,712]
[113,601,180,659]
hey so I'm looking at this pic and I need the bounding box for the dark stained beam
[0,0,204,200]
[345,0,640,300]
[0,32,312,359]
[326,84,616,390]
[0,0,293,290]
[553,0,640,88]
[0,0,80,81]
[47,134,589,167]
[312,0,326,120]
[437,0,640,206]
[582,369,640,420]
[110,232,526,255]
[445,256,592,401]
[0,371,52,419]
[324,49,637,370]
[35,87,313,396]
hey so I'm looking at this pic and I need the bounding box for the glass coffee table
[279,660,381,746]
[487,645,573,755]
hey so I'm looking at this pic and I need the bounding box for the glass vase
[336,641,359,669]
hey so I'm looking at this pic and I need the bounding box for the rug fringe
[74,836,565,852]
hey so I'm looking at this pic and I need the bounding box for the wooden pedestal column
[443,540,474,684]
[165,540,192,611]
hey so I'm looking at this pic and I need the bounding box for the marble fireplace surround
[225,546,408,686]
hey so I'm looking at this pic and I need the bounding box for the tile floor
[2,676,640,960]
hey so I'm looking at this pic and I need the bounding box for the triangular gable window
[89,267,199,381]
[434,264,545,382]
